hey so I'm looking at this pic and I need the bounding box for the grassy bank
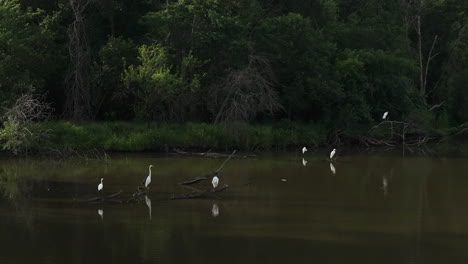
[43,121,328,152]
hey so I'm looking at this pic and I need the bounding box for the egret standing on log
[212,175,219,188]
[330,148,336,160]
[302,147,307,154]
[143,165,153,188]
[98,178,104,193]
[382,111,389,120]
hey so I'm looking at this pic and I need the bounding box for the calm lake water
[1,146,468,264]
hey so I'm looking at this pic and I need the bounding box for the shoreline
[1,121,465,156]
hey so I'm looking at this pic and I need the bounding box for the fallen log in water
[173,149,255,158]
[126,187,149,203]
[170,184,229,200]
[179,150,236,185]
[85,190,123,203]
[179,176,209,185]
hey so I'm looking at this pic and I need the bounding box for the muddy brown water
[1,148,468,263]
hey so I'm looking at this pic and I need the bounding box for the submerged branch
[170,184,229,200]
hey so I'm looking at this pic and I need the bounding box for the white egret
[145,195,152,220]
[329,163,336,175]
[302,147,307,154]
[212,175,219,188]
[382,111,389,120]
[302,158,307,166]
[98,209,103,221]
[98,178,104,192]
[212,203,219,217]
[330,148,336,160]
[143,165,153,188]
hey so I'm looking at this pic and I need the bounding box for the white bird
[145,195,152,220]
[329,163,336,175]
[212,175,219,188]
[212,203,219,217]
[98,178,104,192]
[330,148,336,160]
[302,147,307,154]
[143,165,153,188]
[98,209,103,221]
[302,158,307,166]
[382,111,389,120]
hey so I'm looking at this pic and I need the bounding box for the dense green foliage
[1,0,467,138]
[44,121,326,151]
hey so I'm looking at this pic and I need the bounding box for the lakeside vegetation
[0,0,467,154]
[38,121,328,152]
[2,120,466,154]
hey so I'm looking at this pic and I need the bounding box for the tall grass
[43,121,327,151]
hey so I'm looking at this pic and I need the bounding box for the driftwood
[179,150,236,185]
[82,151,237,204]
[171,184,229,200]
[126,187,149,203]
[86,190,123,203]
[333,120,436,148]
[179,174,215,185]
[173,148,255,158]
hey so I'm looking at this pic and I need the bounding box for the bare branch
[423,35,438,96]
[211,53,282,123]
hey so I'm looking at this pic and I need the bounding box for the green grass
[42,121,327,151]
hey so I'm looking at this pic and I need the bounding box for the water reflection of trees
[0,153,466,263]
[0,165,33,204]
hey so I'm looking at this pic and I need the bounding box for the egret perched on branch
[330,148,336,160]
[212,175,219,188]
[382,111,389,120]
[142,165,153,188]
[302,147,307,154]
[98,178,104,192]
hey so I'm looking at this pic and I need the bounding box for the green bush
[35,121,328,152]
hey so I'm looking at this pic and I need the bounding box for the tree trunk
[64,0,93,122]
[417,15,425,95]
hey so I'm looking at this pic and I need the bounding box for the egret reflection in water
[302,158,307,166]
[329,163,336,175]
[145,195,152,220]
[382,176,388,196]
[212,203,219,217]
[0,150,467,264]
[98,209,103,221]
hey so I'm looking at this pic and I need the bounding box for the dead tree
[416,14,438,97]
[211,53,282,124]
[64,0,93,121]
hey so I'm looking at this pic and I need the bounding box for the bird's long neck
[148,166,152,177]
